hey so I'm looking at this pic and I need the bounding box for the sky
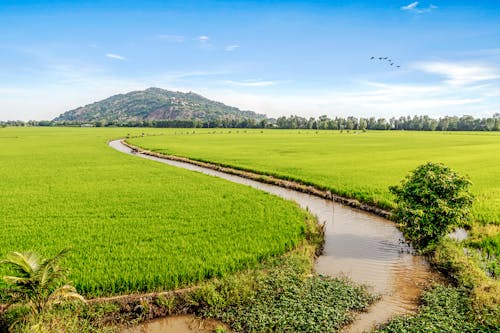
[0,0,499,121]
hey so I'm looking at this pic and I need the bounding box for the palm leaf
[1,248,83,321]
[0,252,41,277]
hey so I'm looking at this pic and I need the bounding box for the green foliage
[432,239,500,327]
[214,326,227,333]
[196,251,375,333]
[374,285,493,332]
[0,249,85,330]
[389,162,473,250]
[467,233,500,278]
[10,304,114,333]
[0,127,308,296]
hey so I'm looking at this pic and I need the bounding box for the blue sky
[0,0,499,120]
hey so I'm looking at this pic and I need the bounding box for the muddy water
[110,140,438,332]
[121,315,230,333]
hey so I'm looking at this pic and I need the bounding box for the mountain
[53,87,266,123]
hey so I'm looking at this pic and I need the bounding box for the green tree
[1,248,85,327]
[389,162,474,250]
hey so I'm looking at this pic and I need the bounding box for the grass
[129,129,500,225]
[0,127,311,297]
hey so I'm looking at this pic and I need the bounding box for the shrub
[389,162,473,250]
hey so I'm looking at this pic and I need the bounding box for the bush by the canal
[390,162,474,251]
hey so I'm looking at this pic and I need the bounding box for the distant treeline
[274,114,500,131]
[2,114,499,131]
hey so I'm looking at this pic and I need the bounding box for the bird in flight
[370,56,401,68]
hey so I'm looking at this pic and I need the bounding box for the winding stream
[110,140,439,332]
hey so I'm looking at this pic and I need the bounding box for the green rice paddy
[0,127,310,296]
[129,129,500,225]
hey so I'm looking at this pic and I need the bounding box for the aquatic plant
[374,285,492,332]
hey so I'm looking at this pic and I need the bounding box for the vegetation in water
[389,162,474,250]
[190,244,375,333]
[0,127,309,297]
[374,285,494,332]
[465,225,500,278]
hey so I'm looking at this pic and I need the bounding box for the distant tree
[358,118,367,131]
[389,162,474,250]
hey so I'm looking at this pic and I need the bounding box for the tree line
[274,114,500,131]
[2,114,499,131]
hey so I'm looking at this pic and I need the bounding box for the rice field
[129,129,500,226]
[0,127,310,297]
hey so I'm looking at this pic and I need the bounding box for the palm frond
[2,275,31,286]
[1,248,80,322]
[0,252,41,277]
[45,248,71,267]
[37,248,70,288]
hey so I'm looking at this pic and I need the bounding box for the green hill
[53,87,266,123]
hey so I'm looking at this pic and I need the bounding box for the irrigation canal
[110,139,439,333]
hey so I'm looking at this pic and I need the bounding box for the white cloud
[401,1,437,14]
[401,1,419,10]
[225,79,276,87]
[105,53,126,61]
[155,34,184,42]
[196,71,497,119]
[225,44,240,51]
[195,35,212,48]
[414,61,500,86]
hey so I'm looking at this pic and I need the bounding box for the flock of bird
[370,56,400,68]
